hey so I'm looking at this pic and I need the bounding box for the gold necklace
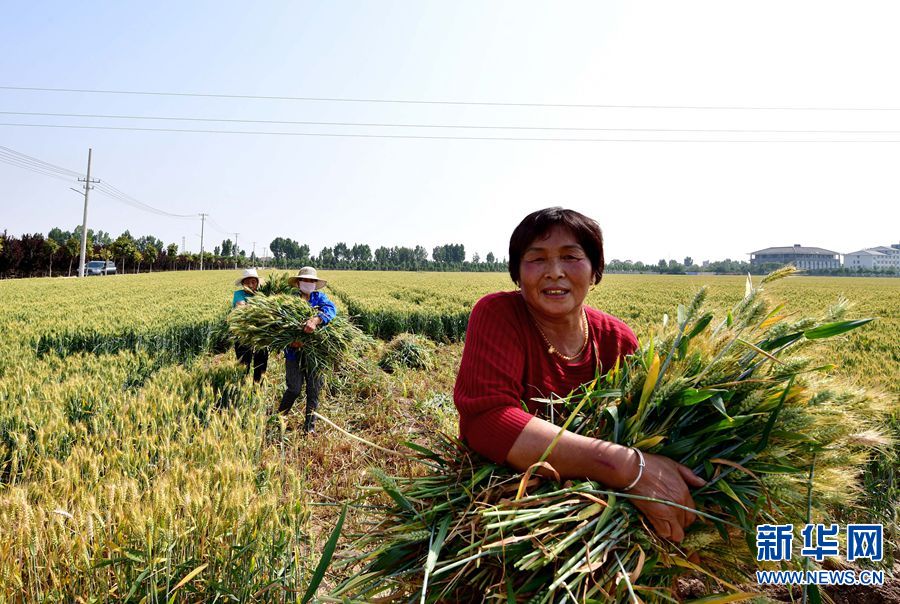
[532,310,589,361]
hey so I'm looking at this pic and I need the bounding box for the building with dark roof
[750,244,840,270]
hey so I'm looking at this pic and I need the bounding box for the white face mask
[298,282,316,294]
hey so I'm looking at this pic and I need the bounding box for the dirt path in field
[825,580,900,604]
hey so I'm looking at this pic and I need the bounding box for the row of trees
[266,239,487,269]
[3,227,897,279]
[0,228,254,279]
[605,257,755,274]
[0,228,508,278]
[280,242,504,271]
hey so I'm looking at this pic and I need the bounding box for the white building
[844,244,900,271]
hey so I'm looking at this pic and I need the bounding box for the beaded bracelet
[621,447,646,491]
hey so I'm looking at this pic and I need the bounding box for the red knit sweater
[454,291,638,464]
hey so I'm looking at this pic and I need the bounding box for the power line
[4,121,900,143]
[206,216,232,236]
[0,144,199,219]
[98,182,195,218]
[0,143,241,247]
[0,152,80,183]
[0,145,82,176]
[0,145,83,180]
[185,215,240,248]
[3,85,900,111]
[5,110,900,135]
[94,185,187,217]
[94,182,195,218]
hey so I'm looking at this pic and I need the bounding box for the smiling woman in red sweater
[454,207,705,543]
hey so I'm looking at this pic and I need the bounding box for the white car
[85,260,117,275]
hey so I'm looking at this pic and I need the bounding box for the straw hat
[288,266,327,289]
[234,267,261,287]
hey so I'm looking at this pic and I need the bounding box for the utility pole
[251,241,257,266]
[198,213,208,271]
[233,232,240,269]
[77,148,100,278]
[182,236,186,254]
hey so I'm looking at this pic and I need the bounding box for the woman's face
[298,279,317,294]
[518,225,593,321]
[243,277,259,291]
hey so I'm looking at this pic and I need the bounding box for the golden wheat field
[0,270,896,602]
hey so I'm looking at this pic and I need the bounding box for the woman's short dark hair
[508,207,605,285]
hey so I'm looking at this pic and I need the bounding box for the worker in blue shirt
[278,266,337,433]
[232,268,269,382]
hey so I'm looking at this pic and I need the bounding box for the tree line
[0,228,507,278]
[268,238,491,271]
[2,227,895,279]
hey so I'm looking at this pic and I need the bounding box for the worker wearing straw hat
[279,266,336,433]
[231,268,269,382]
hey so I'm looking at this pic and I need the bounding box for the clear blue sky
[2,1,899,263]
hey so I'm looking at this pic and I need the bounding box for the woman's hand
[506,418,706,543]
[304,317,322,333]
[289,341,303,348]
[627,453,706,543]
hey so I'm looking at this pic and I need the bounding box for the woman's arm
[232,290,247,308]
[301,292,336,333]
[506,416,637,487]
[454,295,534,463]
[507,417,706,542]
[314,292,337,324]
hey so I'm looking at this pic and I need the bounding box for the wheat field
[0,270,896,601]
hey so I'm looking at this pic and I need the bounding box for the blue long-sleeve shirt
[285,290,337,361]
[232,289,254,307]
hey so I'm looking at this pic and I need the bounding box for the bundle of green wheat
[257,271,295,296]
[378,333,436,373]
[227,294,363,373]
[326,269,889,603]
